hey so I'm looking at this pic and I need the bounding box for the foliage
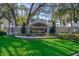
[58,33,79,40]
[52,4,79,26]
[50,22,56,34]
[21,23,26,34]
[16,16,27,25]
[0,31,6,36]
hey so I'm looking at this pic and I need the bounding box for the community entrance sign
[27,22,49,36]
[30,23,47,33]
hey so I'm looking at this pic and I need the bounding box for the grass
[0,36,79,56]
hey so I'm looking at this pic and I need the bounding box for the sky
[24,3,31,8]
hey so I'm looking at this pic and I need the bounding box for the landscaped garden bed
[58,33,79,40]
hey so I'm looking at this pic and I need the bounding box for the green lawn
[0,36,79,56]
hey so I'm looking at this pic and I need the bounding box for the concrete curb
[15,35,56,39]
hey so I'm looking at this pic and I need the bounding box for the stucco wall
[56,27,79,33]
[6,26,79,35]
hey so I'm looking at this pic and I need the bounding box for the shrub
[0,31,6,36]
[50,25,56,34]
[24,33,32,36]
[33,33,46,36]
[50,22,56,35]
[21,23,26,34]
[17,33,32,36]
[58,33,79,40]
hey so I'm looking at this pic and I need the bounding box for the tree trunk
[26,3,45,25]
[8,21,11,35]
[26,3,34,25]
[7,3,17,26]
[70,20,73,33]
[70,3,74,33]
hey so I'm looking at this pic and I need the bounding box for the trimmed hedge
[58,33,79,40]
[0,31,6,36]
[18,33,46,36]
[21,23,26,34]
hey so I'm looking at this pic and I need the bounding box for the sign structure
[30,23,47,34]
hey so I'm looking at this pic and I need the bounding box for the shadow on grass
[0,38,67,56]
[17,39,70,56]
[70,40,79,46]
[0,36,78,56]
[42,40,77,50]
